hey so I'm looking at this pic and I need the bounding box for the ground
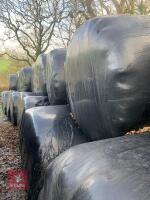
[0,97,26,200]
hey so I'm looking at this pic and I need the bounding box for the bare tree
[53,0,99,47]
[0,0,149,63]
[53,0,150,47]
[0,0,68,65]
[99,0,150,14]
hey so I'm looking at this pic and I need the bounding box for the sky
[0,23,18,50]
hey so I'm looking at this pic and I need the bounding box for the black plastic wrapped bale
[21,105,88,200]
[32,54,47,95]
[46,48,67,105]
[17,67,32,92]
[8,74,18,90]
[9,91,37,126]
[39,133,150,200]
[6,91,13,120]
[1,91,10,115]
[65,16,150,140]
[9,91,21,125]
[18,95,49,127]
[16,92,41,126]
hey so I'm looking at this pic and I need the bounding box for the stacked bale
[17,48,67,128]
[8,74,18,90]
[39,134,150,200]
[19,48,68,133]
[9,91,20,125]
[15,55,48,127]
[17,67,32,92]
[32,54,47,95]
[65,15,150,140]
[17,92,48,126]
[16,59,48,126]
[1,74,18,119]
[9,67,32,125]
[21,105,88,200]
[1,91,10,115]
[46,48,67,105]
[6,92,12,120]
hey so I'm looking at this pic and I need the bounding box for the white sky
[0,23,18,50]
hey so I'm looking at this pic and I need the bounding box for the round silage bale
[65,15,150,140]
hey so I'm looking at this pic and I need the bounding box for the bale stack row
[2,16,150,200]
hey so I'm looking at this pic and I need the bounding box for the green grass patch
[0,59,11,73]
[0,58,25,90]
[0,58,19,90]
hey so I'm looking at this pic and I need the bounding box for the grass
[0,59,11,73]
[0,58,20,91]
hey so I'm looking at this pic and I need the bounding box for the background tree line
[0,0,149,66]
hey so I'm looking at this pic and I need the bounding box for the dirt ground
[0,98,26,200]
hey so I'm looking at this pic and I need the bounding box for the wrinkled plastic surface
[65,16,150,140]
[17,67,32,92]
[6,91,13,120]
[9,91,21,125]
[46,49,67,105]
[1,91,10,115]
[18,95,49,127]
[8,74,18,90]
[9,91,37,125]
[21,105,88,200]
[16,92,44,126]
[32,54,47,95]
[39,133,150,200]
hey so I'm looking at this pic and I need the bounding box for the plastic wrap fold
[21,105,88,200]
[32,54,47,95]
[17,67,32,92]
[9,91,39,126]
[1,91,10,115]
[17,92,33,125]
[46,48,67,105]
[18,95,49,127]
[6,91,14,120]
[39,133,150,200]
[9,91,21,125]
[8,74,18,90]
[65,16,150,140]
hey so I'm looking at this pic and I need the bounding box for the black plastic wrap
[21,105,88,200]
[18,95,49,127]
[6,91,13,120]
[16,92,40,126]
[1,91,10,115]
[65,16,150,140]
[17,67,32,92]
[9,91,38,125]
[46,48,67,105]
[9,91,21,125]
[8,74,18,90]
[39,133,150,200]
[32,54,47,95]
